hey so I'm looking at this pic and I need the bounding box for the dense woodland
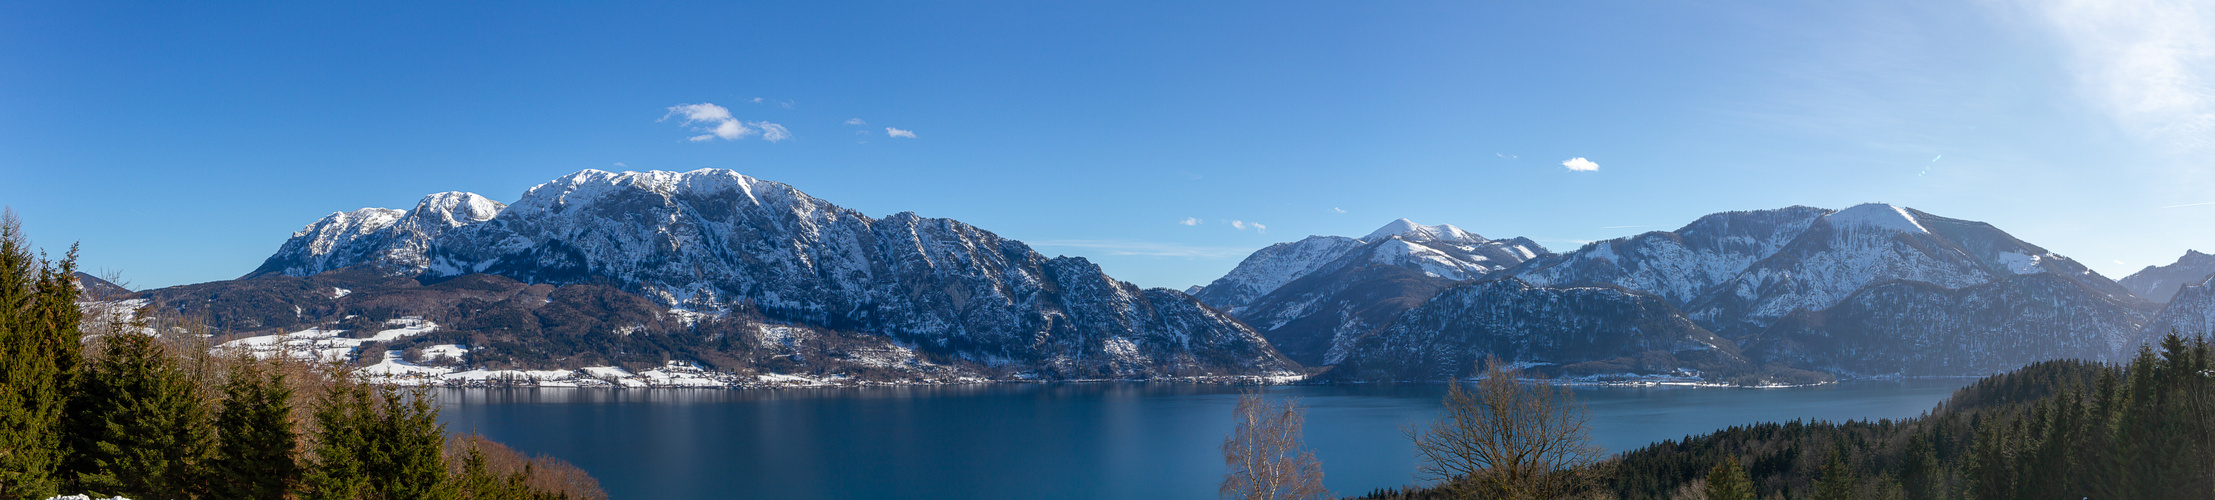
[0,214,605,500]
[1352,334,2214,499]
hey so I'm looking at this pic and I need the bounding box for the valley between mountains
[101,168,2215,388]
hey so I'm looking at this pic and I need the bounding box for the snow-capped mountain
[1513,206,1830,306]
[2121,250,2215,304]
[2142,273,2215,340]
[234,169,1295,379]
[252,192,506,277]
[1192,219,1544,313]
[1307,203,2152,379]
[1678,203,2143,336]
[1190,219,1548,365]
[1324,277,1744,382]
[1744,273,2146,375]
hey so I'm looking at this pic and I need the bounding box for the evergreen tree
[2019,392,2083,497]
[374,387,455,500]
[69,327,216,499]
[305,381,455,500]
[303,381,376,500]
[2115,344,2165,499]
[456,442,503,500]
[1899,434,1941,500]
[1703,456,1756,500]
[2080,367,2125,498]
[1814,449,1857,500]
[0,211,80,499]
[208,358,302,499]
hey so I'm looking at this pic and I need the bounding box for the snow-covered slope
[245,169,1296,379]
[1684,204,2141,336]
[1193,219,1544,314]
[2142,273,2215,339]
[1745,274,2144,375]
[1513,207,1830,306]
[252,192,505,277]
[1191,219,1548,365]
[2121,250,2215,304]
[1326,278,1742,382]
[1189,235,1365,313]
[1325,203,2151,380]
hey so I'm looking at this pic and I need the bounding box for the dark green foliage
[1898,434,1940,500]
[208,358,301,499]
[0,212,82,499]
[68,328,217,499]
[1704,456,1755,500]
[379,387,457,500]
[1595,335,2215,500]
[1813,449,1856,500]
[303,381,375,500]
[0,213,602,500]
[304,381,455,500]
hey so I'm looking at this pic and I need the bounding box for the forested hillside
[1355,333,2214,499]
[0,213,605,500]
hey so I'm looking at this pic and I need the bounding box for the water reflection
[436,380,1973,500]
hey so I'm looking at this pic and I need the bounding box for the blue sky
[3,1,2211,290]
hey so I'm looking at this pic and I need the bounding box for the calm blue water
[434,379,1972,500]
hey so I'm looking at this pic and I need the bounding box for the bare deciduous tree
[1407,356,1606,499]
[1222,392,1328,500]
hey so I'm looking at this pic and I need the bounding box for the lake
[434,379,1974,499]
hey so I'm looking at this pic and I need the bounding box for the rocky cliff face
[1270,203,2155,380]
[2142,273,2215,340]
[2122,250,2215,304]
[229,169,1296,379]
[1191,220,1548,366]
[1743,274,2145,375]
[1325,278,1742,381]
[251,192,506,277]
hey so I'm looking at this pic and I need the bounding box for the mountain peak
[519,168,768,211]
[1823,203,1929,234]
[1363,219,1481,243]
[408,192,505,228]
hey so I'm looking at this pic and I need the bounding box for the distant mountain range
[1204,203,2200,382]
[106,169,2215,386]
[141,169,1295,384]
[1188,219,1545,366]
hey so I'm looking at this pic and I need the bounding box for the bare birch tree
[1407,356,1605,499]
[1222,392,1328,500]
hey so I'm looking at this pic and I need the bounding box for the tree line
[0,212,604,500]
[1231,334,2214,499]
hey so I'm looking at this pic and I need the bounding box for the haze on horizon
[2,1,2211,291]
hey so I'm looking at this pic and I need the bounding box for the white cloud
[756,122,791,142]
[710,120,751,140]
[613,162,628,168]
[749,97,764,103]
[1179,217,1202,226]
[1226,220,1266,233]
[664,103,734,124]
[844,118,867,125]
[2030,0,2215,151]
[1330,207,1347,214]
[886,127,918,138]
[664,103,787,142]
[1561,157,1600,172]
